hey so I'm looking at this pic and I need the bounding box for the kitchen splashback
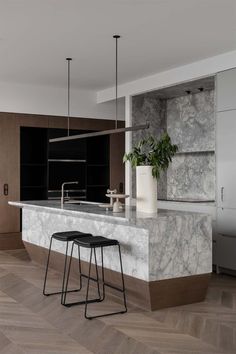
[132,94,167,199]
[132,87,215,201]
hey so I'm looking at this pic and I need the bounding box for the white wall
[0,81,125,120]
[97,49,236,103]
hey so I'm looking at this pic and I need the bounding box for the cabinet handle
[221,187,224,202]
[3,184,8,196]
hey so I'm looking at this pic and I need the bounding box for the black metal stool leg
[85,244,127,320]
[64,246,101,308]
[118,244,127,313]
[84,248,93,319]
[60,241,69,304]
[43,237,84,300]
[43,236,53,296]
[78,245,82,291]
[93,247,101,300]
[100,246,105,301]
[62,241,74,305]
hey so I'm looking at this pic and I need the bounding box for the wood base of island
[0,232,24,250]
[24,241,211,311]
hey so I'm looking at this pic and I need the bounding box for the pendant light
[114,34,119,130]
[66,57,72,136]
[49,35,149,143]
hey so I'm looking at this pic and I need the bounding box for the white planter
[136,166,157,213]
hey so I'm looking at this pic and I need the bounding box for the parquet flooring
[0,249,235,354]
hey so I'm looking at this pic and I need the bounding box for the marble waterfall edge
[15,201,213,283]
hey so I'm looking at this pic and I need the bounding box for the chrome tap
[61,181,79,208]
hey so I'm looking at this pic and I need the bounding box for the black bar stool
[63,235,127,320]
[43,230,92,304]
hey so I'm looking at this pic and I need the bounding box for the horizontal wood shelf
[21,163,47,167]
[176,150,215,155]
[87,164,109,167]
[48,159,87,163]
[48,189,86,193]
[21,185,47,189]
[87,185,108,188]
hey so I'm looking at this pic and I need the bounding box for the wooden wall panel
[48,116,67,129]
[0,115,20,234]
[0,233,24,250]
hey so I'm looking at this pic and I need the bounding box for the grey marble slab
[167,152,215,200]
[166,90,215,152]
[132,94,167,199]
[10,200,212,282]
[22,208,150,281]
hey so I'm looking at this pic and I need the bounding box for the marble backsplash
[132,93,167,199]
[167,90,215,152]
[167,152,215,200]
[132,93,166,142]
[132,89,215,201]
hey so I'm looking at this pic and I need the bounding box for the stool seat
[74,236,119,248]
[52,231,92,241]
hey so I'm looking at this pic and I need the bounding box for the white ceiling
[0,0,236,91]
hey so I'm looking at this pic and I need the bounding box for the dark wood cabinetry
[0,116,20,237]
[0,112,125,249]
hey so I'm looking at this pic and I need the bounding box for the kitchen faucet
[61,181,79,208]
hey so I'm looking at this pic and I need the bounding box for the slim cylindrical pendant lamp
[66,57,72,136]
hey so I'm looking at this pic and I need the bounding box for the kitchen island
[9,200,212,310]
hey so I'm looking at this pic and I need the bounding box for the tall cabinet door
[216,110,236,209]
[217,68,236,111]
[0,116,20,234]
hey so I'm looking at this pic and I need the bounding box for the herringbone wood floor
[0,249,235,354]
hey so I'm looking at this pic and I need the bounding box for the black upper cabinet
[20,127,110,203]
[48,162,86,190]
[48,129,87,195]
[86,136,110,202]
[48,129,87,160]
[21,127,48,165]
[87,135,109,165]
[20,127,48,201]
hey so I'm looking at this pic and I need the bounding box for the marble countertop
[9,200,209,227]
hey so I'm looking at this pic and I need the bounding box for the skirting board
[0,232,24,250]
[23,241,211,311]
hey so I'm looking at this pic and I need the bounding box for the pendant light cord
[113,35,120,129]
[66,57,72,136]
[50,37,150,144]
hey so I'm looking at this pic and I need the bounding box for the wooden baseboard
[149,273,211,310]
[0,232,24,250]
[24,241,211,311]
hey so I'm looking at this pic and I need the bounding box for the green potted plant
[123,133,178,213]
